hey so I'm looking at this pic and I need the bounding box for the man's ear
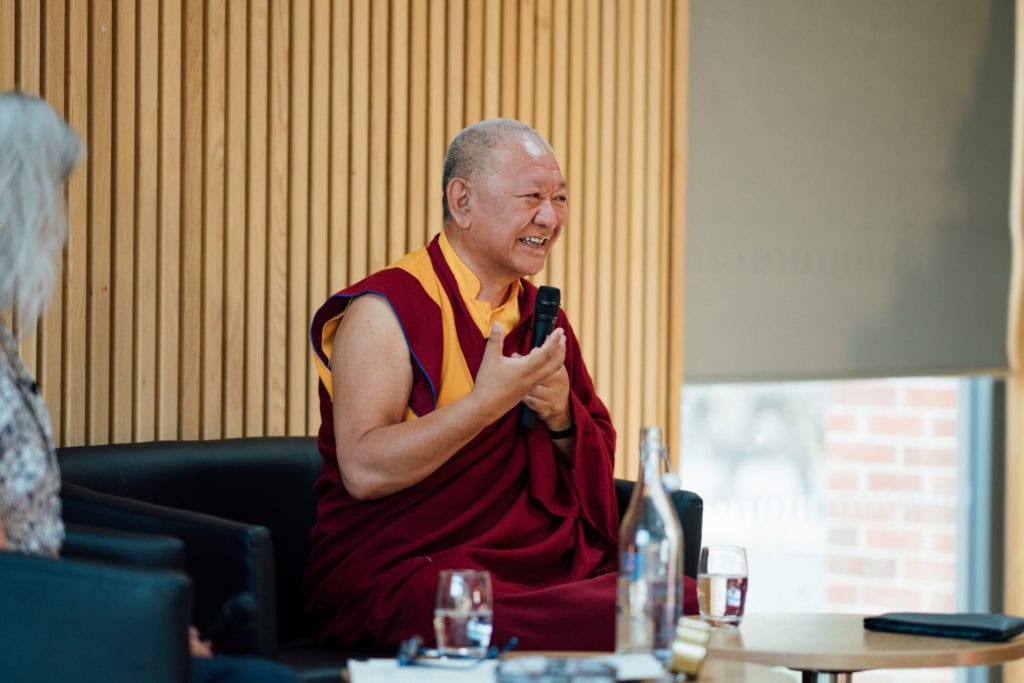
[446,177,472,228]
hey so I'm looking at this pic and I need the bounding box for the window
[682,377,972,683]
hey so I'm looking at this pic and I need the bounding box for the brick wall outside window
[682,377,961,683]
[823,378,959,683]
[825,379,958,613]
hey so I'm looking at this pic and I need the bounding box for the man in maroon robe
[305,119,696,654]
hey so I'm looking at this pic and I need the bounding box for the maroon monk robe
[305,236,697,653]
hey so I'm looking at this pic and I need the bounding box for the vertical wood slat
[388,0,409,263]
[667,0,688,468]
[286,0,311,436]
[542,0,563,294]
[202,1,226,438]
[564,0,584,332]
[483,0,502,119]
[517,0,534,124]
[158,0,182,440]
[0,0,14,89]
[655,0,670,451]
[596,0,617,467]
[579,0,600,373]
[135,0,160,440]
[613,0,632,474]
[622,0,638,454]
[426,0,445,246]
[3,1,688,482]
[464,0,484,125]
[534,0,552,140]
[308,0,330,435]
[348,0,369,280]
[64,0,88,443]
[501,0,518,115]
[532,0,552,288]
[39,0,66,438]
[642,0,662,428]
[89,0,113,444]
[111,0,134,443]
[368,1,389,273]
[265,0,290,436]
[656,0,672,442]
[328,0,350,292]
[407,0,427,248]
[246,0,269,437]
[16,1,39,93]
[649,0,667,426]
[223,0,247,436]
[180,0,204,439]
[446,0,464,137]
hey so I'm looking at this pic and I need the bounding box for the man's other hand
[473,323,567,420]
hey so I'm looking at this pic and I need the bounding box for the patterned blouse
[0,321,63,557]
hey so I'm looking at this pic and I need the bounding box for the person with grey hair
[0,92,301,683]
[0,91,82,557]
[306,118,695,654]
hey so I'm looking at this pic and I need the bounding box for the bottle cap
[669,639,707,677]
[676,617,712,646]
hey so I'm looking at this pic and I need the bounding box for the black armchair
[0,538,192,683]
[58,437,703,682]
[614,480,703,579]
[61,482,276,658]
[64,522,187,570]
[59,438,333,679]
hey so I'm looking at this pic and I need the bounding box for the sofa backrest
[58,436,323,642]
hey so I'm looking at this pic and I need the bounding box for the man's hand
[501,325,572,432]
[189,627,213,658]
[520,364,571,432]
[472,323,568,420]
[334,304,570,500]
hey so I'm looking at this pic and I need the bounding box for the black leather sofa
[0,531,192,683]
[55,436,703,682]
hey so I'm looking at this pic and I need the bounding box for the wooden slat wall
[0,0,688,479]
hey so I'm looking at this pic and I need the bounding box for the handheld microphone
[518,285,561,430]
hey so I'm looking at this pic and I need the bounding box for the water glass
[433,569,494,657]
[697,545,748,628]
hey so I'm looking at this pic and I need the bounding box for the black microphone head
[535,286,561,318]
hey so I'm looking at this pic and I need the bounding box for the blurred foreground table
[705,613,1024,683]
[696,658,793,681]
[505,651,793,682]
[346,654,791,682]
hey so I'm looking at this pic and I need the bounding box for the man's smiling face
[461,135,568,287]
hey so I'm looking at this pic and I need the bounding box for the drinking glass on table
[697,545,748,628]
[434,569,494,657]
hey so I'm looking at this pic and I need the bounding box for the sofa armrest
[57,437,322,644]
[61,482,278,658]
[0,551,191,683]
[614,479,704,579]
[64,523,186,571]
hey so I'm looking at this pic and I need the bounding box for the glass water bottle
[615,425,684,665]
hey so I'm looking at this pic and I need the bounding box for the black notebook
[863,612,1024,642]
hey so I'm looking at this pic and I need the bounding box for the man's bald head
[442,119,552,224]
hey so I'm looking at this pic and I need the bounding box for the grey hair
[441,118,551,224]
[0,92,83,335]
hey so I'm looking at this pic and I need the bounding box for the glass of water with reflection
[434,569,493,657]
[697,546,748,628]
